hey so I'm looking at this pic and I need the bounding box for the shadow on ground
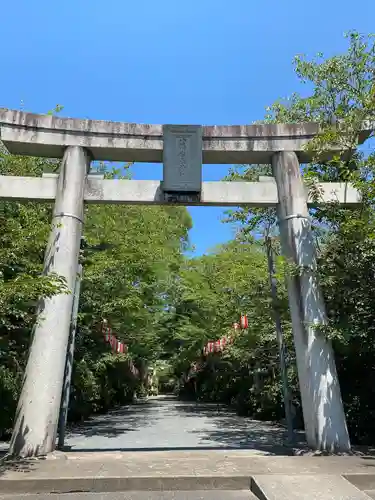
[65,400,156,439]
[62,396,307,456]
[0,455,40,477]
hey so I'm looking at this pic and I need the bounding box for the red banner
[101,320,128,354]
[100,320,140,378]
[202,316,249,356]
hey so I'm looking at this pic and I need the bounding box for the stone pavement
[1,397,375,498]
[0,493,257,500]
[1,451,375,496]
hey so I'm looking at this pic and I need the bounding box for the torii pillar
[272,151,350,452]
[9,146,90,458]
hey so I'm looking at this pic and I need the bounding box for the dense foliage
[168,238,299,423]
[0,31,375,446]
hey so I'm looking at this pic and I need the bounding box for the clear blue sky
[1,0,374,255]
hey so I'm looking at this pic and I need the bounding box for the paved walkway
[62,395,303,454]
[0,493,256,500]
[2,398,375,498]
[1,451,375,495]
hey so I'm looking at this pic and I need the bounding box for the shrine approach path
[62,395,304,453]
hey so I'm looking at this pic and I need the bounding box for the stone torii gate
[0,109,369,457]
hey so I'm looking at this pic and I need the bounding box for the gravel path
[63,395,303,454]
[0,395,305,455]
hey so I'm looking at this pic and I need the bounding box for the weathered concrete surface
[272,151,350,453]
[1,109,371,164]
[344,474,375,491]
[0,175,361,207]
[1,452,375,494]
[0,396,304,455]
[0,493,257,500]
[9,146,90,458]
[62,397,296,452]
[251,474,370,499]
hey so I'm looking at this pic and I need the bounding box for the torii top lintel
[0,109,371,164]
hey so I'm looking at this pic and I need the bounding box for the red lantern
[240,314,248,329]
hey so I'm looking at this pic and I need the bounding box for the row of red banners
[101,320,128,354]
[186,315,249,381]
[100,312,248,376]
[202,314,248,356]
[101,319,139,378]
